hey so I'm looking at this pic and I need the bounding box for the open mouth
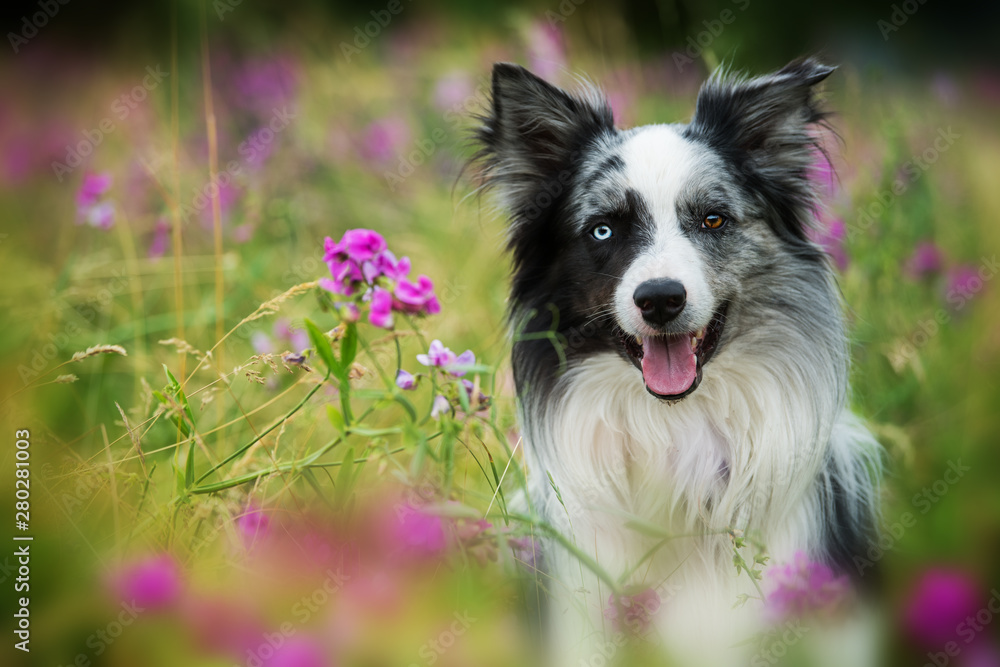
[619,302,729,401]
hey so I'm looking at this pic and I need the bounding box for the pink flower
[236,505,272,544]
[339,229,388,263]
[395,369,416,390]
[394,275,440,315]
[368,287,394,329]
[375,250,411,281]
[604,588,662,635]
[113,554,182,610]
[765,552,851,621]
[907,241,945,278]
[903,568,982,649]
[395,506,446,554]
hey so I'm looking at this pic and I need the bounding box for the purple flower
[417,340,457,369]
[114,554,182,610]
[368,287,394,329]
[394,275,440,315]
[395,505,446,553]
[907,241,945,278]
[430,394,450,419]
[395,369,417,390]
[77,172,113,208]
[947,265,984,300]
[765,552,851,621]
[604,588,662,636]
[236,505,272,544]
[904,568,982,648]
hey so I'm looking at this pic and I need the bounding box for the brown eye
[702,213,726,230]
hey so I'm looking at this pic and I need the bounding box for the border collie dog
[474,59,882,664]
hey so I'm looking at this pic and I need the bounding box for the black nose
[633,279,687,326]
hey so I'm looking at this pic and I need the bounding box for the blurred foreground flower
[764,552,851,621]
[113,554,182,610]
[394,505,446,555]
[903,568,982,649]
[604,588,662,636]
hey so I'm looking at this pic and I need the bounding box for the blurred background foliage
[2,0,1000,665]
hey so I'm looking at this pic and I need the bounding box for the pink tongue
[641,336,697,396]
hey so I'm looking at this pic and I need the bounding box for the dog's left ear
[685,58,835,246]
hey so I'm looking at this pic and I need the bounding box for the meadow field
[2,1,1000,665]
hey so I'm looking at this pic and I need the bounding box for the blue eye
[591,225,613,240]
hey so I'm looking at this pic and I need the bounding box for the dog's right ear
[474,63,615,221]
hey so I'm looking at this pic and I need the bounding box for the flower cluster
[764,552,852,621]
[76,172,115,230]
[320,229,440,329]
[395,340,489,418]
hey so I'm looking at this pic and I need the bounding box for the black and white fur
[474,60,882,664]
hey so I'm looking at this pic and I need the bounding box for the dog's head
[475,60,838,401]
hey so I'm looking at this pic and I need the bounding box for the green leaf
[305,318,340,379]
[340,322,358,369]
[326,405,345,433]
